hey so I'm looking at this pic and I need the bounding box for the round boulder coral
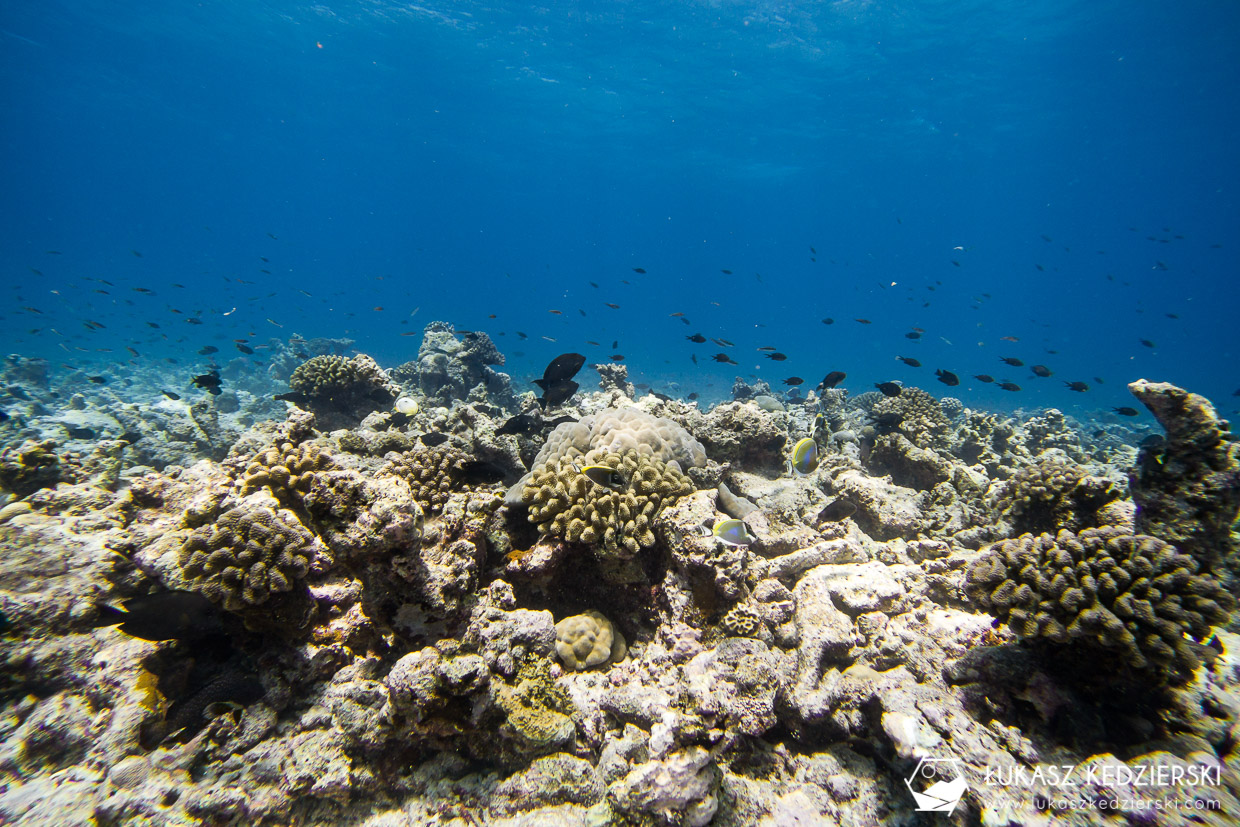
[554,610,626,671]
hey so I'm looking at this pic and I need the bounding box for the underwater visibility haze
[1,1,1239,825]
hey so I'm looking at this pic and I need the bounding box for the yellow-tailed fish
[712,519,757,547]
[790,437,819,475]
[579,464,626,489]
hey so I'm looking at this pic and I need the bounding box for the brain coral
[998,459,1121,535]
[179,504,315,611]
[554,610,626,671]
[523,447,693,558]
[531,407,707,473]
[965,526,1234,684]
[379,445,471,515]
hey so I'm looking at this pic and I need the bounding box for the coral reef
[379,444,471,515]
[414,321,514,408]
[870,386,949,446]
[237,440,335,505]
[965,526,1234,684]
[996,458,1122,535]
[554,610,627,670]
[0,439,60,497]
[287,354,399,427]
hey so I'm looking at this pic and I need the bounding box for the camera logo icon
[904,757,968,814]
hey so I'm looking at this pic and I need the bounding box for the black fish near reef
[819,371,846,389]
[905,331,921,339]
[198,346,218,355]
[162,390,181,400]
[419,432,449,447]
[875,382,902,397]
[783,377,804,386]
[817,498,857,523]
[92,590,224,642]
[896,357,921,367]
[713,353,738,365]
[192,370,223,395]
[1030,365,1052,377]
[537,379,578,410]
[997,382,1021,392]
[1065,381,1090,392]
[974,374,994,383]
[764,352,787,361]
[686,333,706,343]
[88,376,108,384]
[1000,357,1024,367]
[538,353,586,385]
[1113,407,1140,416]
[236,344,254,355]
[935,369,960,387]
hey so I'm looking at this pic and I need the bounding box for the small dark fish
[537,379,578,409]
[1113,407,1140,416]
[132,287,154,294]
[162,390,181,400]
[1030,365,1052,377]
[821,318,835,325]
[764,352,788,361]
[973,374,994,383]
[590,281,599,288]
[517,332,528,340]
[935,369,960,387]
[274,391,309,404]
[712,353,738,365]
[711,338,735,347]
[537,353,587,386]
[855,318,872,324]
[1093,430,1106,438]
[686,333,706,343]
[819,371,847,389]
[612,341,619,348]
[131,250,143,257]
[1065,381,1090,392]
[146,322,160,329]
[192,370,223,395]
[186,317,203,325]
[497,413,541,436]
[632,267,646,274]
[236,344,254,354]
[65,426,95,439]
[817,498,857,523]
[605,303,620,309]
[634,383,650,390]
[783,377,804,386]
[420,432,449,446]
[875,382,902,397]
[1139,339,1155,348]
[198,346,218,355]
[756,346,777,352]
[92,589,224,642]
[585,341,601,346]
[720,269,732,275]
[999,357,1024,367]
[88,376,108,384]
[905,331,921,339]
[896,357,921,367]
[687,393,699,400]
[609,354,625,361]
[1166,313,1179,319]
[810,246,817,254]
[997,382,1021,392]
[548,309,562,315]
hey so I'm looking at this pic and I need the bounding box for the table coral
[965,526,1234,684]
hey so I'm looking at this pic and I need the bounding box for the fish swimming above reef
[191,370,223,395]
[712,353,738,365]
[896,357,921,367]
[497,412,576,436]
[818,371,846,389]
[1113,407,1140,416]
[686,333,706,343]
[974,374,994,383]
[875,382,902,397]
[537,380,578,410]
[999,357,1024,367]
[198,346,218,355]
[997,382,1021,392]
[88,376,108,384]
[764,352,787,361]
[905,331,921,339]
[92,590,225,642]
[789,437,819,475]
[783,377,803,386]
[1030,365,1052,377]
[533,353,585,409]
[935,369,960,386]
[1065,381,1090,392]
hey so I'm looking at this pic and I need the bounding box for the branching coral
[523,447,693,558]
[965,526,1234,684]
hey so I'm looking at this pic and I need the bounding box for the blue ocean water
[2,0,1237,416]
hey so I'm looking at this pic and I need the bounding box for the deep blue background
[2,1,1237,415]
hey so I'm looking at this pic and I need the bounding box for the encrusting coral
[719,603,764,639]
[0,439,61,497]
[522,447,693,558]
[554,610,626,671]
[965,526,1234,684]
[178,504,316,611]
